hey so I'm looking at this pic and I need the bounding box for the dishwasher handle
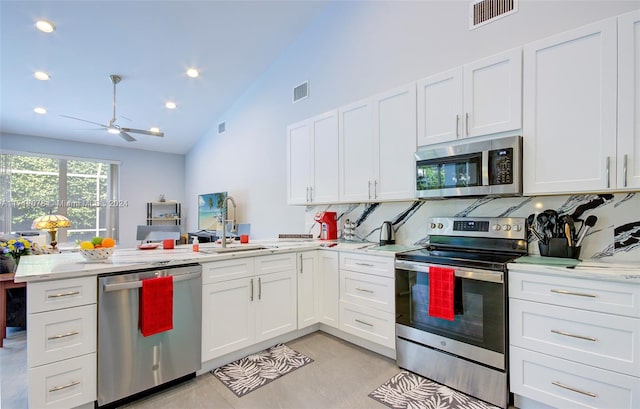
[103,271,201,292]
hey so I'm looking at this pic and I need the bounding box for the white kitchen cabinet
[509,267,640,409]
[297,251,320,329]
[339,83,416,202]
[417,48,522,147]
[617,10,640,190]
[201,254,297,362]
[286,110,339,204]
[318,251,339,328]
[26,276,97,409]
[523,18,618,194]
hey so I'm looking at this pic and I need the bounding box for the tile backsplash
[305,193,640,262]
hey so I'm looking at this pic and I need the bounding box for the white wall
[185,1,639,239]
[1,132,185,248]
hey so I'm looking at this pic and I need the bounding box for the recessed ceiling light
[150,127,160,133]
[165,102,177,109]
[186,68,199,78]
[35,20,56,33]
[34,71,50,81]
[33,107,47,114]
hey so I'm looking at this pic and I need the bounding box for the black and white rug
[211,343,314,397]
[369,370,500,409]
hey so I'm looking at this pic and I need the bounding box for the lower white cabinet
[201,253,297,362]
[318,251,339,328]
[26,276,97,409]
[297,251,320,329]
[509,267,640,408]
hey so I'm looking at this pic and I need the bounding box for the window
[0,153,120,244]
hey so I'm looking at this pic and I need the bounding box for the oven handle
[394,260,503,284]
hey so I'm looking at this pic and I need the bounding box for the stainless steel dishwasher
[97,264,202,407]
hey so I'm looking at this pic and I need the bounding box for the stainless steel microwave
[415,135,522,198]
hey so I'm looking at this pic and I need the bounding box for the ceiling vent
[218,121,226,134]
[293,81,309,103]
[470,0,518,29]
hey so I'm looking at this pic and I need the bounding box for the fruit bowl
[79,247,114,261]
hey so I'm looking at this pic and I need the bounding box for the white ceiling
[0,0,328,154]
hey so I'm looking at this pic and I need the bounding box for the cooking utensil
[564,223,573,247]
[528,213,546,243]
[575,215,598,247]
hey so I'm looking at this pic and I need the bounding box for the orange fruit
[101,237,115,248]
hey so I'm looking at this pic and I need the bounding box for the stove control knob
[430,223,437,229]
[437,223,444,229]
[513,224,522,232]
[502,224,511,231]
[493,224,501,231]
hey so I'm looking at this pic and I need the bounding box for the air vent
[218,121,226,134]
[293,81,309,103]
[470,0,517,29]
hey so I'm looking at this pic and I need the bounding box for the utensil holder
[539,238,581,259]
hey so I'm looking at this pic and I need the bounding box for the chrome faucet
[221,196,237,248]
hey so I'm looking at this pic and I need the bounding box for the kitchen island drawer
[29,276,97,313]
[340,270,394,313]
[28,352,97,409]
[511,346,640,409]
[339,253,393,278]
[201,258,254,284]
[339,301,395,349]
[509,270,640,317]
[28,304,97,367]
[510,298,640,376]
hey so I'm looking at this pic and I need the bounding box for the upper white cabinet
[618,10,640,190]
[417,48,522,146]
[523,18,618,194]
[287,110,339,204]
[339,83,417,202]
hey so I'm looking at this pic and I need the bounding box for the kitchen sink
[199,244,274,254]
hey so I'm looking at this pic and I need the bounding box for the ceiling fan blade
[60,114,107,128]
[120,127,164,137]
[119,132,136,142]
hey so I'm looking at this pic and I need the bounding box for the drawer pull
[355,287,374,294]
[550,289,596,298]
[551,329,597,342]
[47,331,80,341]
[48,291,80,299]
[355,262,374,267]
[355,319,373,327]
[552,381,597,398]
[49,380,81,393]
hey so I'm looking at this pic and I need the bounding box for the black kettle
[379,221,395,246]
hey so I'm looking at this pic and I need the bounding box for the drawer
[254,253,296,275]
[28,304,97,367]
[510,346,640,409]
[201,258,254,284]
[339,252,393,278]
[340,270,394,313]
[339,301,395,349]
[509,271,640,317]
[28,352,97,409]
[28,276,97,313]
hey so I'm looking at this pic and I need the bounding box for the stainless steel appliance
[415,135,522,198]
[395,216,527,408]
[379,221,395,246]
[97,264,202,407]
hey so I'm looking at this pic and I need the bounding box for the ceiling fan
[60,74,164,142]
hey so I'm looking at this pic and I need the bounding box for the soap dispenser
[192,236,199,252]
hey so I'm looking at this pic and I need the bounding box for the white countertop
[509,258,640,284]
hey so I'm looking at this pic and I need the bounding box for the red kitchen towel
[139,276,174,337]
[428,266,455,321]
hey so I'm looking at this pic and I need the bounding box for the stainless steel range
[395,216,527,408]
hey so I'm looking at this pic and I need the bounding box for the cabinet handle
[368,181,372,200]
[49,380,81,393]
[355,319,373,327]
[355,287,374,294]
[550,289,597,298]
[465,112,469,136]
[623,154,628,187]
[551,381,598,398]
[258,277,262,300]
[550,329,597,342]
[455,114,460,137]
[250,278,254,301]
[47,331,80,341]
[606,156,610,188]
[299,254,303,274]
[355,262,374,267]
[374,180,378,199]
[309,186,313,202]
[48,291,80,299]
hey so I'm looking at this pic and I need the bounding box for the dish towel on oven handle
[428,266,455,321]
[139,276,174,337]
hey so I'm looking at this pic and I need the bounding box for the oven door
[395,260,506,369]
